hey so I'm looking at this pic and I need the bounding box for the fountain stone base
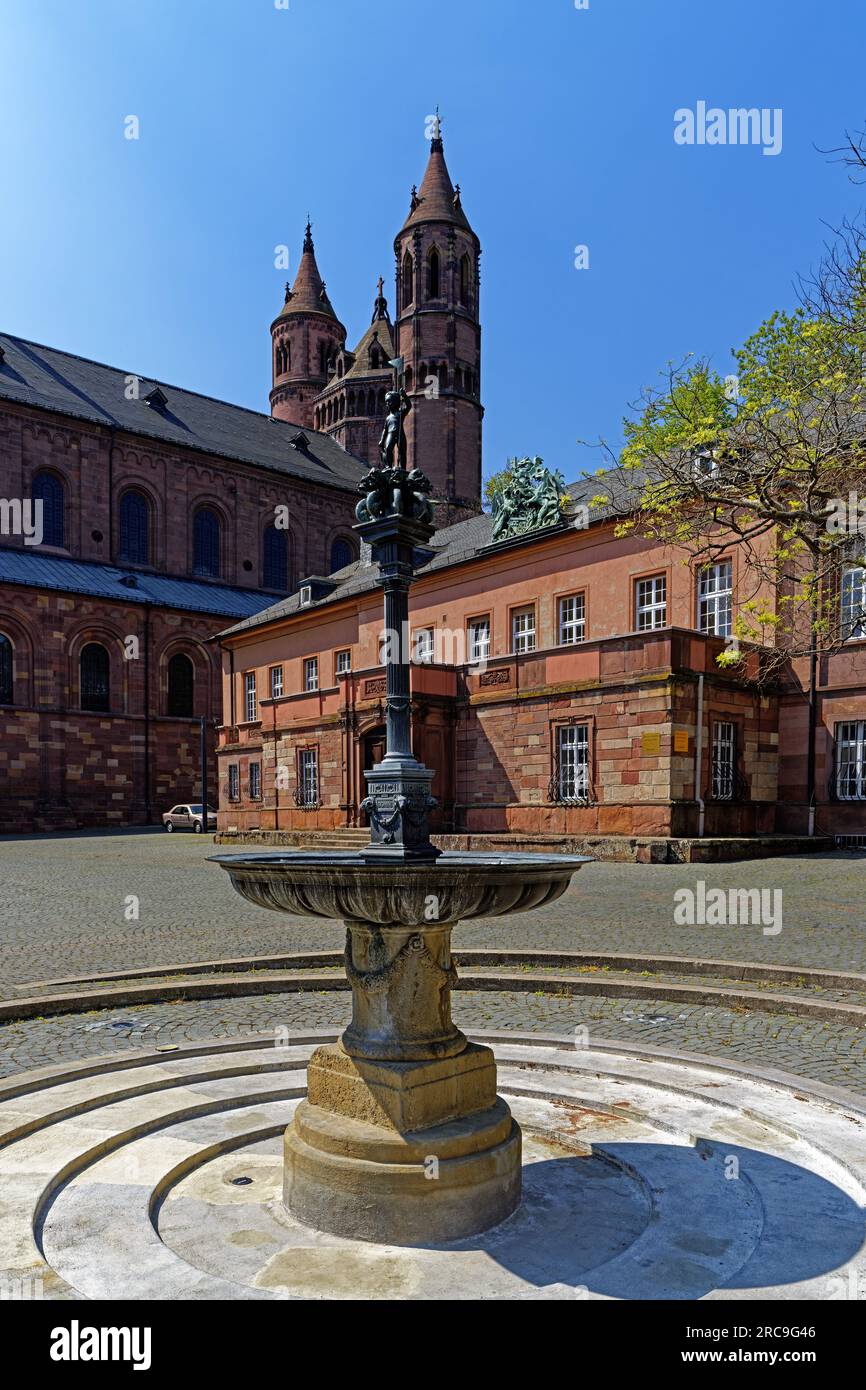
[211,851,587,1246]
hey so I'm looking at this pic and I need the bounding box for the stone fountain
[212,376,587,1245]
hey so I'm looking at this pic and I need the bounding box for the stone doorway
[360,725,386,824]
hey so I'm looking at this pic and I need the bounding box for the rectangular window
[304,657,319,692]
[228,764,240,801]
[636,574,667,631]
[836,721,866,800]
[698,561,733,638]
[249,762,261,800]
[269,665,283,699]
[336,649,351,675]
[841,566,866,640]
[468,616,490,664]
[298,748,319,806]
[559,593,586,645]
[556,723,590,803]
[413,628,435,664]
[244,672,257,723]
[512,606,536,654]
[711,721,736,801]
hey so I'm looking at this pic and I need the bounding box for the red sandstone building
[0,132,486,831]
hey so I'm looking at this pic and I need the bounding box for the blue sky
[1,0,865,489]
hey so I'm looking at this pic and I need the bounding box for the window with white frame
[841,566,866,640]
[269,665,283,699]
[468,616,490,663]
[512,606,536,654]
[304,657,319,692]
[228,764,239,801]
[711,720,736,800]
[698,561,733,638]
[298,747,319,806]
[836,721,866,800]
[636,575,667,631]
[336,649,351,675]
[244,671,257,723]
[413,628,435,664]
[556,723,590,803]
[249,761,261,799]
[559,593,586,645]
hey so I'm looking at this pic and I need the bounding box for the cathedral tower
[394,122,483,519]
[270,222,346,428]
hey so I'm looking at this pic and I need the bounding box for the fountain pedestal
[285,917,520,1243]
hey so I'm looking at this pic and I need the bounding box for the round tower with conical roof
[394,121,483,520]
[270,222,346,427]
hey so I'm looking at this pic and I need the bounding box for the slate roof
[219,469,643,640]
[0,547,280,621]
[400,138,474,234]
[0,333,367,494]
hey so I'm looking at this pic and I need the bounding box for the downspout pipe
[806,641,818,837]
[694,671,705,838]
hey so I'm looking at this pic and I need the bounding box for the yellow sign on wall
[673,730,690,754]
[641,731,661,755]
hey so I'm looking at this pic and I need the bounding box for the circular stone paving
[3,1031,865,1301]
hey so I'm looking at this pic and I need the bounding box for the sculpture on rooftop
[491,456,567,543]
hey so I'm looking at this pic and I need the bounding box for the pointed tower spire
[270,219,346,426]
[401,117,471,232]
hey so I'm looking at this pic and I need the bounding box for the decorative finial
[410,183,419,211]
[377,274,384,297]
[284,281,292,303]
[372,275,388,322]
[453,183,462,209]
[303,217,314,252]
[319,280,327,301]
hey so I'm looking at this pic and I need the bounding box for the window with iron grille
[836,721,866,800]
[228,764,240,801]
[554,723,590,803]
[193,507,221,578]
[698,561,733,637]
[336,649,351,675]
[270,665,283,699]
[559,594,586,645]
[244,672,257,723]
[468,617,490,663]
[119,490,150,565]
[298,748,319,806]
[249,762,261,800]
[636,575,667,631]
[413,628,435,664]
[841,566,866,640]
[512,606,536,654]
[711,721,736,800]
[304,657,319,692]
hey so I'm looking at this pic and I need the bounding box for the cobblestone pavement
[2,989,866,1098]
[1,831,865,996]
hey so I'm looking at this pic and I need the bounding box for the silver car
[162,803,218,834]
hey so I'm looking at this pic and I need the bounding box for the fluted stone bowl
[209,849,590,927]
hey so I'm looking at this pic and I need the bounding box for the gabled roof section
[0,333,368,494]
[0,547,280,620]
[218,470,644,640]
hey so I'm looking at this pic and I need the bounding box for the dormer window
[299,584,312,607]
[290,431,310,451]
[144,386,168,411]
[692,448,719,481]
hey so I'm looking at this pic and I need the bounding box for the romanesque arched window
[459,254,471,307]
[32,472,64,548]
[427,247,440,300]
[80,642,110,712]
[330,537,354,573]
[438,363,448,391]
[167,652,194,717]
[348,391,356,416]
[119,490,150,565]
[402,251,414,306]
[263,525,289,591]
[0,634,13,705]
[193,507,221,578]
[404,365,414,392]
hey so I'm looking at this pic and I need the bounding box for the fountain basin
[211,849,589,1243]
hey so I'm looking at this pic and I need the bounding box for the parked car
[162,803,218,833]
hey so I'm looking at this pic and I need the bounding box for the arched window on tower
[402,250,414,306]
[459,254,471,308]
[438,363,448,392]
[167,653,194,718]
[404,365,414,393]
[0,634,13,705]
[193,508,221,578]
[80,642,110,712]
[32,472,64,548]
[427,247,440,300]
[119,490,150,565]
[330,537,354,573]
[263,525,289,591]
